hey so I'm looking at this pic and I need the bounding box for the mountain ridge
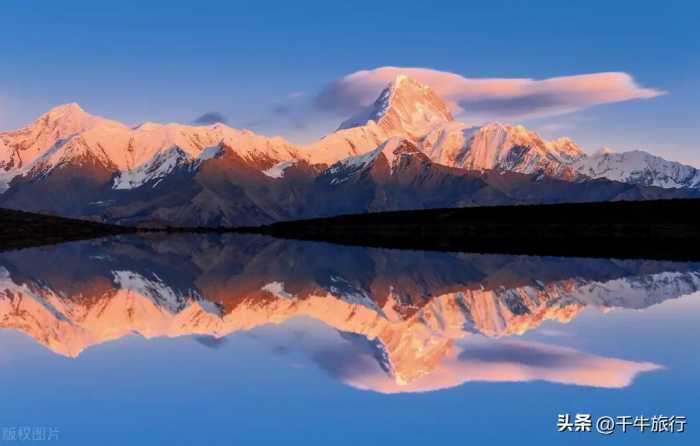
[1,75,698,226]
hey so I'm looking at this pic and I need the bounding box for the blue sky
[1,0,698,164]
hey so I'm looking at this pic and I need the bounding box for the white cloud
[315,66,664,121]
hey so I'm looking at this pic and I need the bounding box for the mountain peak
[50,102,84,112]
[388,73,424,94]
[592,146,615,157]
[41,102,89,121]
[337,75,453,139]
[32,102,107,136]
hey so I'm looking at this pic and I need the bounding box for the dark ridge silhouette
[3,199,700,260]
[0,208,136,251]
[242,199,700,260]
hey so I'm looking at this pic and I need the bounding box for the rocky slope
[0,75,697,226]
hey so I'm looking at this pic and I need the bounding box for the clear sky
[1,0,698,164]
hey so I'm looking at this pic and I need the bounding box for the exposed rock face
[0,75,698,226]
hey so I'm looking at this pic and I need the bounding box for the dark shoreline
[2,199,700,260]
[0,208,137,252]
[241,199,700,261]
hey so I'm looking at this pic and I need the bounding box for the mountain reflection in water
[1,234,698,393]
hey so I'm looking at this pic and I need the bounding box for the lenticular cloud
[315,66,664,120]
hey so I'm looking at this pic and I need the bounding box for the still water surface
[0,234,698,445]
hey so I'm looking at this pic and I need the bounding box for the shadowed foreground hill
[3,199,700,260]
[250,199,700,260]
[0,208,135,251]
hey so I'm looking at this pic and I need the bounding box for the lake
[0,234,697,445]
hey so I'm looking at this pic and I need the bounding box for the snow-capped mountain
[0,103,122,191]
[0,103,115,172]
[312,136,695,218]
[420,121,585,178]
[570,148,700,189]
[303,75,698,190]
[0,103,299,191]
[338,74,454,138]
[0,104,311,225]
[305,75,585,178]
[303,74,455,165]
[0,74,698,226]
